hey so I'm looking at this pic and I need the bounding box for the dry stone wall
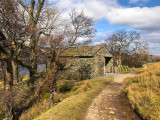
[94,55,105,76]
[59,57,95,80]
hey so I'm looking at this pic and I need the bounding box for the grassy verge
[124,62,160,120]
[32,77,112,120]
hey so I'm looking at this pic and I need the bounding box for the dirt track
[84,74,141,120]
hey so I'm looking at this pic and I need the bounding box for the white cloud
[50,0,120,20]
[52,0,160,31]
[140,31,160,55]
[92,30,113,45]
[148,42,160,55]
[106,6,160,31]
[49,0,160,54]
[141,32,160,43]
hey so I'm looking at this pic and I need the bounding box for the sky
[51,0,160,55]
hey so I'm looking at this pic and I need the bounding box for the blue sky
[52,0,160,55]
[119,0,160,7]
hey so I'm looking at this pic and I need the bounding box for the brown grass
[34,78,112,120]
[124,62,160,120]
[20,77,112,120]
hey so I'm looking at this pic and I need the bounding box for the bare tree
[105,29,145,66]
[16,0,69,84]
[38,9,95,104]
[15,0,47,84]
[0,0,60,85]
[0,1,95,119]
[0,0,96,119]
[0,0,27,86]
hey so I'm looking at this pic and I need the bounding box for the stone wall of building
[94,55,105,77]
[59,57,95,80]
[59,55,113,80]
[58,46,113,80]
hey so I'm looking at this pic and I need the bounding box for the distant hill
[150,55,160,62]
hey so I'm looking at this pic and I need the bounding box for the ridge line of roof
[60,44,113,57]
[92,44,105,56]
[68,44,104,48]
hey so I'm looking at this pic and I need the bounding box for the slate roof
[61,44,112,57]
[20,44,112,64]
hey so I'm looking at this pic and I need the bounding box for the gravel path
[84,74,141,120]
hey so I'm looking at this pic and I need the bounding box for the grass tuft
[32,77,112,120]
[124,62,160,120]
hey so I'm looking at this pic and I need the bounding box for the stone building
[60,44,113,80]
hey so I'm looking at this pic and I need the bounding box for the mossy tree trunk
[2,63,7,89]
[49,61,58,105]
[117,46,122,67]
[29,35,38,84]
[0,57,7,89]
[5,61,13,87]
[11,60,18,83]
[0,53,3,82]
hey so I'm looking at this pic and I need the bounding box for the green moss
[54,97,62,102]
[43,92,50,100]
[0,110,5,118]
[58,81,74,93]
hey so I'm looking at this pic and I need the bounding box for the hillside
[125,62,160,120]
[150,55,160,62]
[20,77,112,120]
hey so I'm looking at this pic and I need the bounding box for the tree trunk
[2,62,6,89]
[6,61,13,87]
[29,35,38,84]
[11,60,18,83]
[118,56,122,66]
[29,69,37,85]
[118,47,122,66]
[49,62,58,106]
[49,75,57,105]
[0,60,2,82]
[46,61,51,73]
[6,91,18,120]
